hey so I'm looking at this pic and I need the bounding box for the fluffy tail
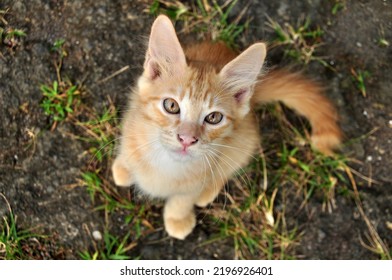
[252,70,342,154]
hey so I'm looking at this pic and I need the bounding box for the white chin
[169,149,195,162]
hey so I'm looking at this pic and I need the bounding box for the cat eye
[163,98,180,114]
[205,112,223,125]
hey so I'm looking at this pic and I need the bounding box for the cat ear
[144,15,187,80]
[219,43,266,116]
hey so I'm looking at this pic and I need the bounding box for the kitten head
[134,15,266,162]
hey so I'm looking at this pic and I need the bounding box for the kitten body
[112,16,341,239]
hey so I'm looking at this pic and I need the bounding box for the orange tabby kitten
[112,15,341,239]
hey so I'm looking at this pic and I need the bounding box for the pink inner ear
[234,88,248,103]
[146,58,161,80]
[149,62,161,80]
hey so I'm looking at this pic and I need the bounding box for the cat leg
[195,180,225,208]
[163,195,196,240]
[111,157,134,187]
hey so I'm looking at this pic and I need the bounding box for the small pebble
[388,120,392,128]
[356,42,362,48]
[366,155,373,162]
[92,230,102,241]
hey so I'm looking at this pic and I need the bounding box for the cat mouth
[178,147,191,156]
[168,146,195,160]
[161,141,198,160]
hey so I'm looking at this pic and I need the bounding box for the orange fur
[112,15,342,239]
[253,70,342,154]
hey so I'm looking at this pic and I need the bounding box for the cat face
[130,15,266,163]
[136,67,237,162]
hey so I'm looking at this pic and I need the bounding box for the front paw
[164,212,196,240]
[195,186,220,208]
[111,158,133,187]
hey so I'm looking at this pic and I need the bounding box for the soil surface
[1,0,391,259]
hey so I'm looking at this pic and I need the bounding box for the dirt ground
[0,0,391,259]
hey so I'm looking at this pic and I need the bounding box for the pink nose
[177,134,198,147]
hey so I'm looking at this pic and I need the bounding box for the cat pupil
[163,98,180,114]
[205,112,223,124]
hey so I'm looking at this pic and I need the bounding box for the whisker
[203,154,215,192]
[128,139,160,157]
[208,147,253,190]
[85,133,158,164]
[210,143,258,160]
[205,151,228,211]
[197,154,215,222]
[200,154,208,192]
[203,151,229,226]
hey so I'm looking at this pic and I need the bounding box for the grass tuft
[80,230,135,260]
[40,39,83,130]
[202,177,300,259]
[377,24,389,47]
[331,0,346,15]
[40,80,81,125]
[75,103,119,164]
[0,212,33,260]
[351,68,370,98]
[0,193,64,260]
[148,0,250,49]
[0,8,26,55]
[266,16,328,66]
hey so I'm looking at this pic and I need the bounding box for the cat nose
[177,134,198,147]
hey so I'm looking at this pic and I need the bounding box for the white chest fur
[132,142,206,199]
